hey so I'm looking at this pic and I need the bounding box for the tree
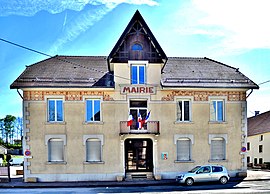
[15,117,23,143]
[0,115,16,145]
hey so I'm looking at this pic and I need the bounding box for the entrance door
[125,139,153,172]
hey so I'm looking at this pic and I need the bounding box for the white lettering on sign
[120,85,156,94]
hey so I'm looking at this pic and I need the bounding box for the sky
[0,0,270,118]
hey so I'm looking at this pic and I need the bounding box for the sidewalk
[1,170,270,188]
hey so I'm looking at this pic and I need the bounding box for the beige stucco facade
[21,61,249,182]
[247,132,270,166]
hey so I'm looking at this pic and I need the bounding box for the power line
[0,38,52,58]
[0,37,141,84]
[258,80,270,85]
[3,37,269,87]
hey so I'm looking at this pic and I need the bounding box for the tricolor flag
[138,112,143,129]
[127,114,133,127]
[145,111,151,123]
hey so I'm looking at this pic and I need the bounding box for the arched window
[211,137,226,160]
[177,138,191,161]
[86,138,102,162]
[48,138,64,162]
[132,43,143,51]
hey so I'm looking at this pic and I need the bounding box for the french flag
[145,111,151,123]
[138,112,143,129]
[127,114,133,127]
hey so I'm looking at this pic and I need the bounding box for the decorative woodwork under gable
[161,91,246,101]
[23,90,245,102]
[23,91,114,101]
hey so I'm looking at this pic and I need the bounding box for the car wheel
[185,178,194,186]
[220,176,228,184]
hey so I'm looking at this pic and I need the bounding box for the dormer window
[131,64,145,84]
[132,43,143,51]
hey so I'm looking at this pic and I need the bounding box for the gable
[108,10,167,70]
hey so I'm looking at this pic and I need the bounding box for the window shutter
[48,139,64,162]
[211,138,225,160]
[86,138,101,162]
[177,139,190,160]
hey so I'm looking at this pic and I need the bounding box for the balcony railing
[120,121,160,135]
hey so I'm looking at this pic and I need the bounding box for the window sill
[83,161,105,164]
[208,121,227,124]
[174,121,194,124]
[45,121,66,125]
[208,159,228,163]
[83,121,104,125]
[46,161,67,165]
[174,160,194,163]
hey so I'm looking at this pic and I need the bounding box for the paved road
[1,180,270,193]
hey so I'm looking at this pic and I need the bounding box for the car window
[212,166,223,172]
[197,166,211,173]
[188,166,201,173]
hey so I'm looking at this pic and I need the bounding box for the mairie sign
[120,85,156,94]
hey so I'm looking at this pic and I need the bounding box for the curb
[1,177,270,188]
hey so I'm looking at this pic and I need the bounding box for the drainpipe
[17,89,23,100]
[246,89,253,99]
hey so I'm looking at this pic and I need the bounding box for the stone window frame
[174,134,194,163]
[83,134,104,164]
[45,134,67,164]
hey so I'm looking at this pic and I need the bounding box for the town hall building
[11,10,259,182]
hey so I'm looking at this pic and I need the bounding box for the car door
[211,166,223,181]
[194,166,212,182]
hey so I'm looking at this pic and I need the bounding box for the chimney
[255,111,260,116]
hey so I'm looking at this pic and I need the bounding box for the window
[212,166,223,172]
[86,138,102,162]
[129,100,148,130]
[259,145,263,153]
[86,99,101,122]
[247,142,250,151]
[210,100,224,122]
[132,43,143,51]
[254,158,258,165]
[48,138,64,162]
[131,65,145,84]
[48,99,63,122]
[211,137,226,160]
[177,100,191,121]
[177,138,191,161]
[260,135,263,141]
[247,156,250,163]
[259,158,263,164]
[197,166,211,173]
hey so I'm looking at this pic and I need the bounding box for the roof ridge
[168,57,205,59]
[57,55,107,58]
[248,110,270,119]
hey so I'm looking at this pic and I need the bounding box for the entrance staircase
[125,172,154,181]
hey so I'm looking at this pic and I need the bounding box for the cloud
[47,0,158,53]
[175,0,270,55]
[0,0,158,16]
[49,4,114,54]
[0,0,157,53]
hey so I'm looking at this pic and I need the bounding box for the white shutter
[48,138,64,162]
[177,139,190,160]
[211,138,225,160]
[86,138,101,162]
